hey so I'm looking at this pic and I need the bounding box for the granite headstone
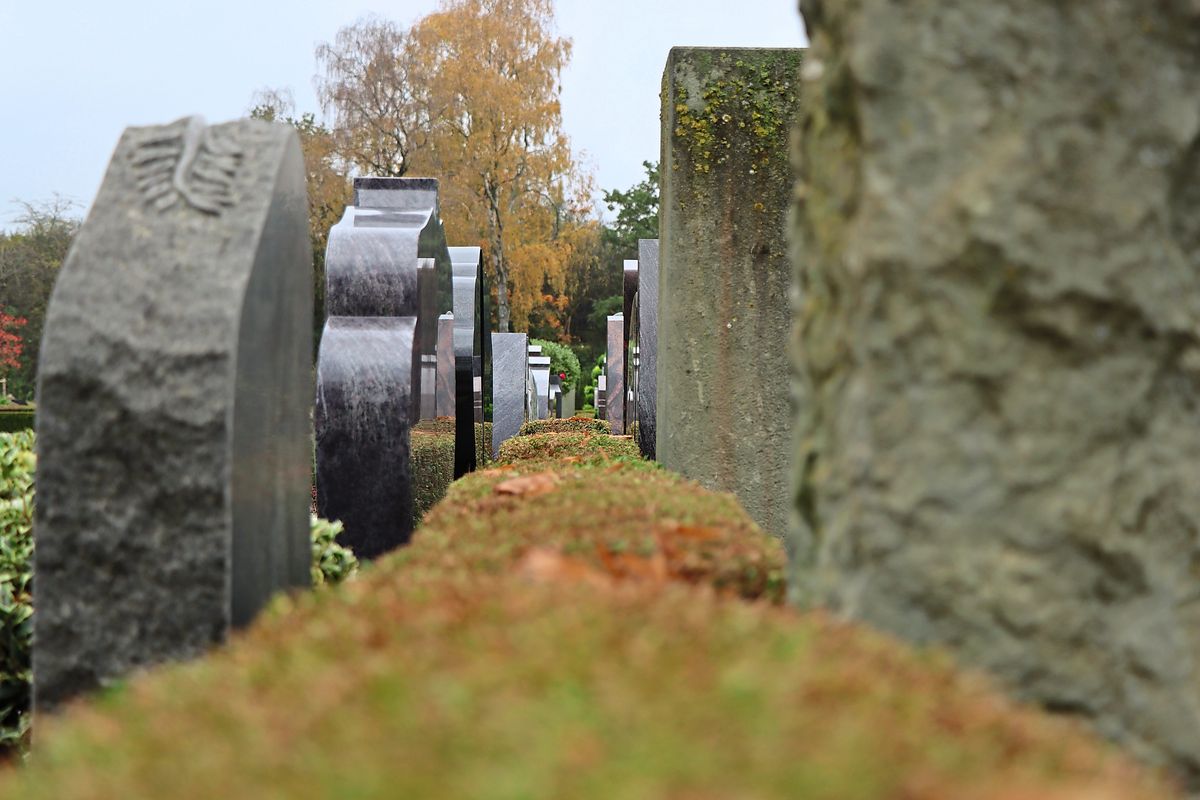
[491,333,528,457]
[35,116,312,711]
[636,239,658,458]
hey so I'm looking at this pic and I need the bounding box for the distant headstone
[606,314,625,434]
[450,246,489,476]
[529,355,551,420]
[659,48,800,535]
[491,333,528,457]
[435,313,454,417]
[34,116,312,712]
[416,258,438,419]
[793,3,1200,783]
[596,374,607,418]
[636,239,658,459]
[317,176,439,558]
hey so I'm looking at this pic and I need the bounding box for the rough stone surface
[659,48,800,536]
[316,317,416,559]
[792,0,1200,785]
[636,239,658,459]
[34,116,312,712]
[606,314,625,434]
[491,333,528,457]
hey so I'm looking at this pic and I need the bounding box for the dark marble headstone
[606,314,625,434]
[315,317,417,558]
[491,333,528,457]
[416,258,438,419]
[317,177,441,558]
[637,239,658,459]
[596,374,607,418]
[34,116,312,712]
[623,259,638,356]
[450,246,488,476]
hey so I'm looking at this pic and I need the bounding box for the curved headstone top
[325,205,424,318]
[35,115,312,711]
[449,247,482,359]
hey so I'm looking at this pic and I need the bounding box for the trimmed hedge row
[498,431,637,464]
[411,419,493,523]
[518,416,610,436]
[0,433,1175,798]
[0,410,34,434]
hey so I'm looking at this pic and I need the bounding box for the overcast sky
[0,0,807,231]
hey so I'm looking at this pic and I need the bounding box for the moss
[518,417,611,436]
[408,456,786,603]
[3,573,1171,799]
[670,49,802,196]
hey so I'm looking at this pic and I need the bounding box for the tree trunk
[485,178,511,332]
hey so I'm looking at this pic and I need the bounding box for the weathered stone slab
[316,317,417,559]
[34,116,312,712]
[491,333,528,457]
[529,355,551,420]
[435,313,454,417]
[636,239,658,458]
[659,48,800,536]
[606,313,625,434]
[793,1,1200,784]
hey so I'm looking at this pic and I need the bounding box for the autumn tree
[249,90,352,354]
[316,0,594,332]
[0,198,79,399]
[0,313,26,374]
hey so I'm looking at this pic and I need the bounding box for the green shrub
[309,516,358,586]
[0,431,33,754]
[518,417,610,436]
[411,420,495,524]
[0,411,33,434]
[529,338,581,390]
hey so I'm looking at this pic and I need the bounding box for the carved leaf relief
[129,117,244,215]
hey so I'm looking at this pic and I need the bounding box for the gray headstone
[34,116,312,712]
[606,314,625,434]
[794,3,1200,783]
[436,313,455,417]
[562,388,576,418]
[636,239,658,458]
[596,374,607,418]
[417,258,438,419]
[529,355,552,421]
[659,49,799,535]
[491,333,528,457]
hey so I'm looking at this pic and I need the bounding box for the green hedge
[0,410,33,434]
[497,431,638,465]
[0,432,1170,798]
[412,419,494,523]
[518,417,611,436]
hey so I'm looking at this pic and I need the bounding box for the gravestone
[317,177,441,558]
[596,374,607,419]
[529,355,551,421]
[549,375,562,419]
[450,246,488,476]
[34,116,312,712]
[606,314,625,434]
[562,388,576,418]
[491,333,528,457]
[636,239,658,458]
[435,313,454,417]
[659,48,800,536]
[793,1,1200,784]
[417,258,438,419]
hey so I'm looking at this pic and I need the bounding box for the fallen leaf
[494,472,561,498]
[515,548,612,589]
[658,521,722,542]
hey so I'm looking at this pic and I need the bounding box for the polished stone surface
[316,317,417,559]
[491,333,528,457]
[529,355,551,420]
[606,314,625,434]
[436,313,455,417]
[637,239,658,459]
[450,246,488,475]
[416,258,438,419]
[34,116,312,712]
[596,374,607,418]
